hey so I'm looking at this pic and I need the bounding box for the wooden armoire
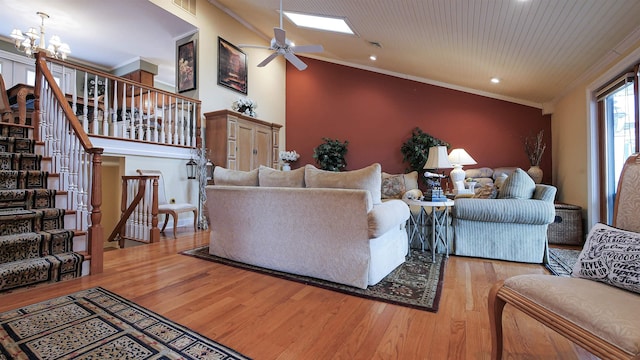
[204,110,281,171]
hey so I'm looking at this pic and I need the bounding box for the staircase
[0,123,84,292]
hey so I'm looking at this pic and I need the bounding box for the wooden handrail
[34,52,104,274]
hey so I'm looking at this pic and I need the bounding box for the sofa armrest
[453,198,555,225]
[533,184,557,202]
[368,199,410,238]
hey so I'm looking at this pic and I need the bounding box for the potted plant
[400,127,448,182]
[313,138,348,171]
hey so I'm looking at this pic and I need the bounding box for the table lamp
[448,148,477,193]
[423,146,452,201]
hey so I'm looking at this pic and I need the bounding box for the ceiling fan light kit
[239,0,324,71]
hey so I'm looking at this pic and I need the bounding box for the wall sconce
[186,158,197,179]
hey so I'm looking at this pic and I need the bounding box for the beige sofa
[206,163,410,289]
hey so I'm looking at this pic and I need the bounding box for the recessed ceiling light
[369,55,377,61]
[283,11,354,34]
[490,77,500,84]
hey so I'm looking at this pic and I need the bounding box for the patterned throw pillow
[497,168,535,199]
[572,223,640,294]
[381,171,419,199]
[381,175,406,199]
[472,184,498,199]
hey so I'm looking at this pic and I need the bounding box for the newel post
[88,148,104,274]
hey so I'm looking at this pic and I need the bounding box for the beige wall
[552,39,640,229]
[150,0,287,149]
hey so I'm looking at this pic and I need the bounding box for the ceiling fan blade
[285,52,308,71]
[257,52,280,67]
[238,44,271,50]
[291,44,324,53]
[274,27,286,46]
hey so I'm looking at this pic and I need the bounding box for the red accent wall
[285,57,552,184]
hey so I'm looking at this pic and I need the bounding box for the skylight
[283,11,354,35]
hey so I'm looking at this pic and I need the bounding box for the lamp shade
[423,146,453,169]
[448,148,477,166]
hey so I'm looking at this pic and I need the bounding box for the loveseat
[206,163,410,289]
[452,168,557,263]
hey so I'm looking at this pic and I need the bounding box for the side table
[403,198,454,262]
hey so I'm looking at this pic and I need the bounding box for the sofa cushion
[258,166,305,187]
[305,163,382,204]
[572,223,640,294]
[465,167,494,179]
[381,171,418,199]
[497,168,535,199]
[493,167,517,179]
[368,199,410,238]
[213,167,259,186]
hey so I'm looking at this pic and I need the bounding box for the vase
[527,165,543,184]
[282,163,291,171]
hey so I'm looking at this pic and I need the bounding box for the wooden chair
[136,169,198,238]
[488,153,640,360]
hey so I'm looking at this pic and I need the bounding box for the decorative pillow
[497,168,535,199]
[494,173,508,189]
[381,175,406,199]
[258,166,305,187]
[473,184,498,199]
[465,167,494,179]
[572,223,640,294]
[380,171,418,199]
[213,167,259,186]
[305,163,382,204]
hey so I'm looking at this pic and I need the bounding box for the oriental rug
[546,247,581,277]
[182,247,447,313]
[0,287,250,359]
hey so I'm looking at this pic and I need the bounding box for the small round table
[402,198,454,262]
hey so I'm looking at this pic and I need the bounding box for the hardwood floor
[0,229,597,359]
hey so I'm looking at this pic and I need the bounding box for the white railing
[44,57,201,148]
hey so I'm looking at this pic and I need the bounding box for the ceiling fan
[238,0,324,71]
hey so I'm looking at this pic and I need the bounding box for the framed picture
[177,40,196,93]
[217,37,248,94]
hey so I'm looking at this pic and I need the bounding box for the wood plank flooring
[0,229,597,359]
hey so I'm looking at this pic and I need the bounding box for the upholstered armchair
[488,154,640,359]
[452,168,557,263]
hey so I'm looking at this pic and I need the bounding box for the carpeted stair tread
[0,229,75,263]
[0,123,83,292]
[0,170,48,190]
[0,136,35,154]
[0,188,57,210]
[0,152,42,170]
[0,252,84,291]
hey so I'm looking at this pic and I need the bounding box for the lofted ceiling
[1,1,640,109]
[210,0,640,108]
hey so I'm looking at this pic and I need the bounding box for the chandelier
[9,11,71,60]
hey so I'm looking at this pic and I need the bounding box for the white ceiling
[211,0,640,107]
[2,0,640,108]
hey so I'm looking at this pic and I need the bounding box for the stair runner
[0,124,84,292]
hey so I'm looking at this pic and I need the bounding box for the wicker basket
[547,203,584,245]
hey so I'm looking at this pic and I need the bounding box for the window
[596,69,639,223]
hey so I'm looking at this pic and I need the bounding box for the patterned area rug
[546,248,581,277]
[0,287,250,359]
[182,247,447,312]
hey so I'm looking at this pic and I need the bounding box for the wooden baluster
[160,94,166,144]
[82,72,89,132]
[91,74,99,135]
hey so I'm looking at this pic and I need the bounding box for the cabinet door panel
[254,126,271,168]
[237,122,255,171]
